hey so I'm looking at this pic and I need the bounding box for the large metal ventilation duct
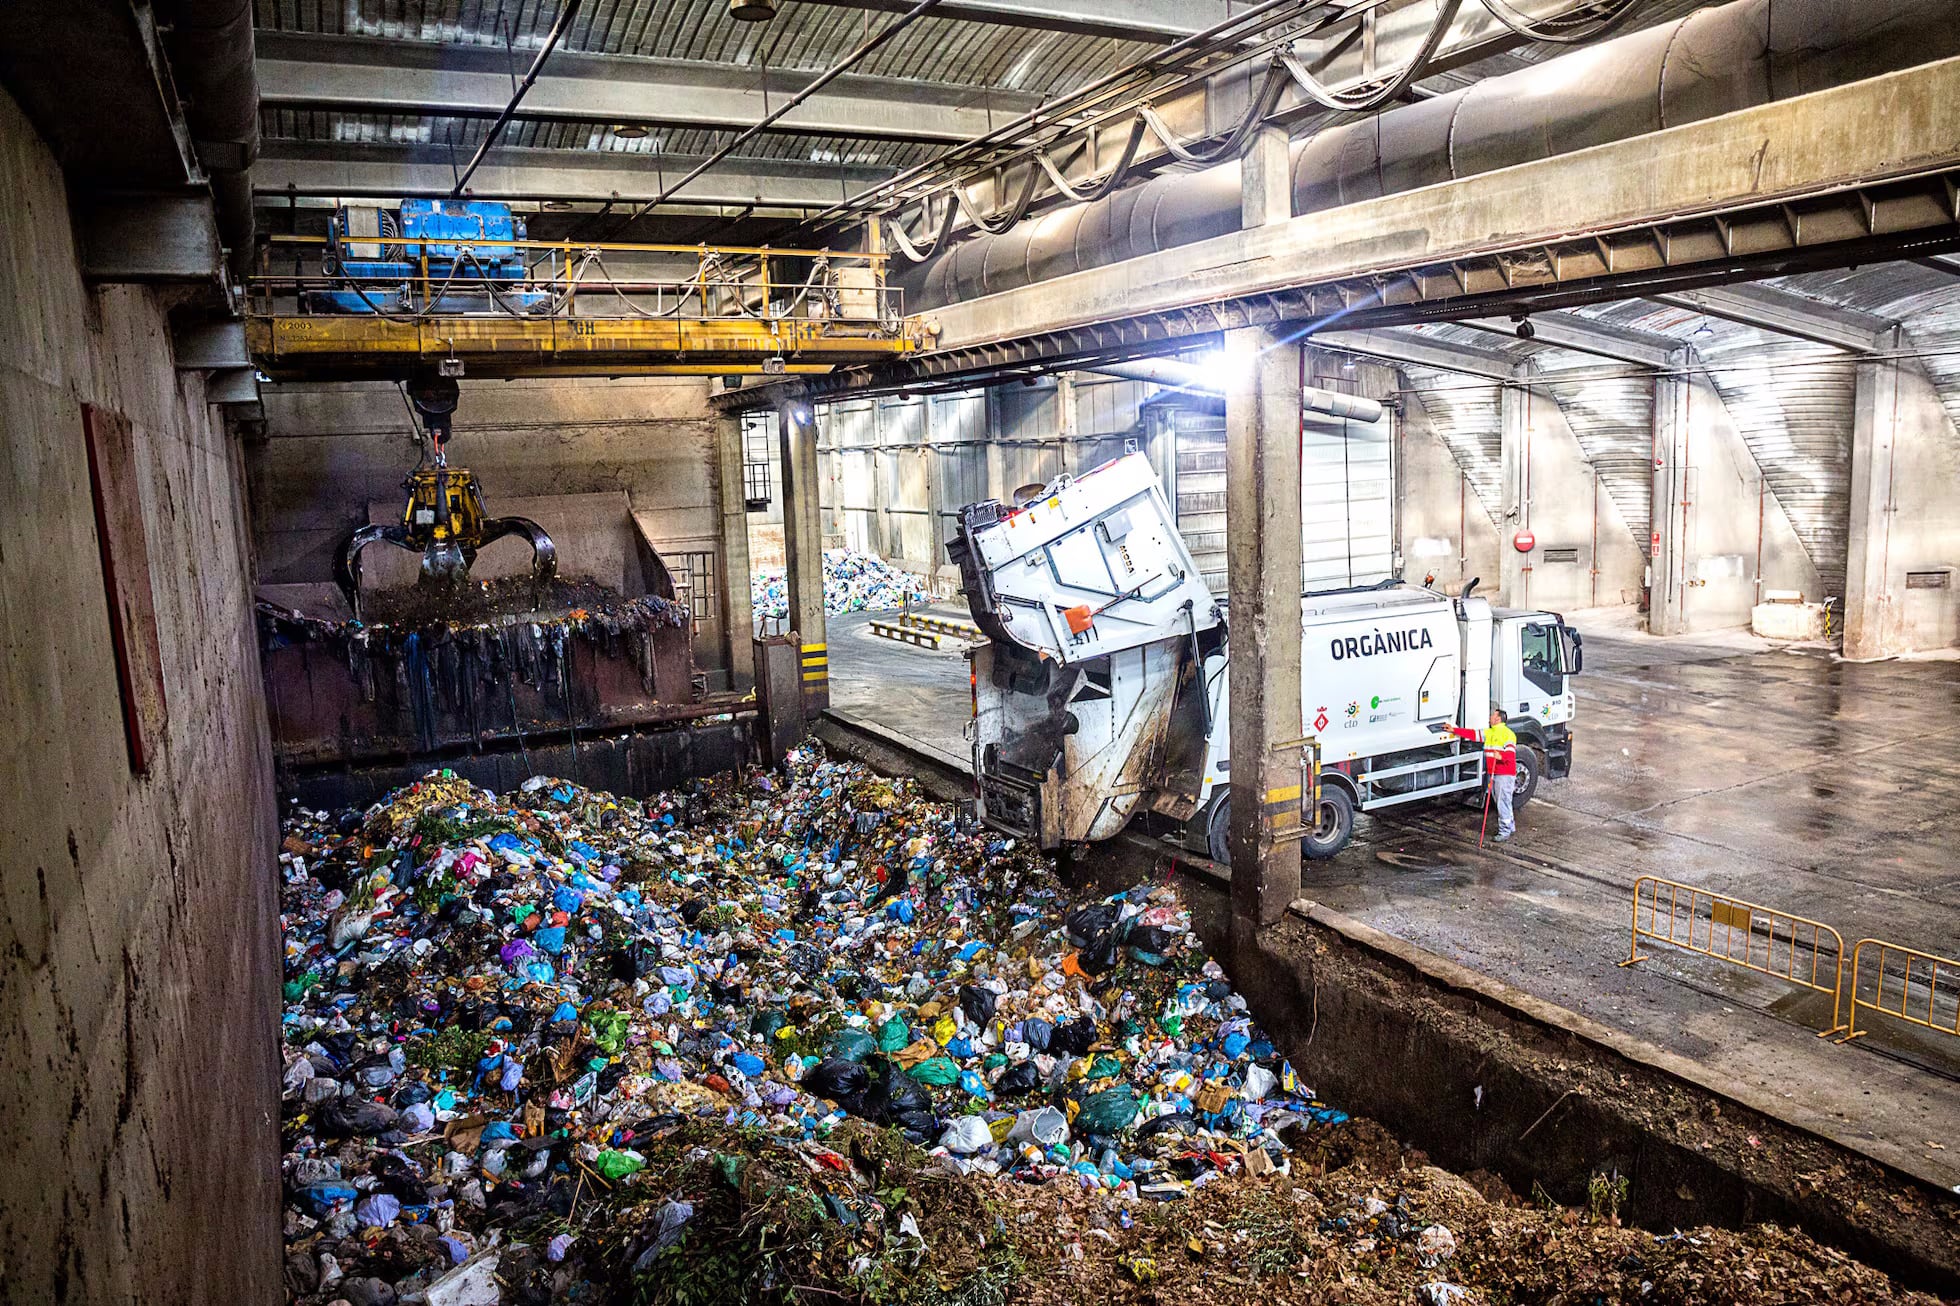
[155,0,260,283]
[905,0,1960,310]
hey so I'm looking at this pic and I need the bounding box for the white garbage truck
[947,452,1583,861]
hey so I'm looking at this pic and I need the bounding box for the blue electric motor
[311,199,552,314]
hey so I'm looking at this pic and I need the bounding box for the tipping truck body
[949,453,1583,861]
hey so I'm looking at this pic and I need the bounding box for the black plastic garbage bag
[804,1058,871,1111]
[958,983,998,1026]
[1049,1016,1097,1057]
[1064,903,1121,948]
[993,1061,1042,1096]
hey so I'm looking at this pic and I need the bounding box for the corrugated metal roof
[253,0,1146,97]
[260,108,938,169]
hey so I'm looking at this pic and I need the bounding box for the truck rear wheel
[1302,787,1356,861]
[1203,785,1357,864]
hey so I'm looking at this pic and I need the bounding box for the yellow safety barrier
[1621,876,1846,1034]
[1837,938,1960,1045]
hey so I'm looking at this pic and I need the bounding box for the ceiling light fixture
[612,124,649,139]
[729,0,777,19]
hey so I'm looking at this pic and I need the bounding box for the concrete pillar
[1649,357,1692,635]
[1241,123,1292,229]
[985,435,1008,505]
[1844,329,1905,659]
[1225,326,1304,930]
[778,398,829,712]
[1498,368,1530,608]
[715,414,756,691]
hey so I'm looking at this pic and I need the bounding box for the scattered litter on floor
[275,752,1936,1305]
[752,548,928,620]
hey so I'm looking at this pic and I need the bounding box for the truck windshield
[1521,623,1563,695]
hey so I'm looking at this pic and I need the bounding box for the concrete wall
[1399,391,1501,596]
[1845,355,1960,657]
[1510,386,1646,613]
[1656,374,1825,633]
[0,86,281,1305]
[250,375,734,669]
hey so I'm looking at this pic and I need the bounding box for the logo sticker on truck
[1329,627,1434,660]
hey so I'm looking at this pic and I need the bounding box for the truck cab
[1490,610,1581,781]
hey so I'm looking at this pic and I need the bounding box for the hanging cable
[1279,0,1464,113]
[451,0,584,196]
[1477,0,1645,46]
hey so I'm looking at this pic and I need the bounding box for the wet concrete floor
[825,609,1960,1188]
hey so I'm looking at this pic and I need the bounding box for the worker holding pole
[1440,709,1520,842]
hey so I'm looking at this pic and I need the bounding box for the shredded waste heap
[276,753,1935,1305]
[752,548,929,620]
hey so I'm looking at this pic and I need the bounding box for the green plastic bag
[827,1028,879,1063]
[1087,1054,1123,1081]
[910,1055,960,1086]
[593,1149,645,1180]
[1073,1085,1139,1135]
[876,1018,911,1052]
[751,1009,788,1040]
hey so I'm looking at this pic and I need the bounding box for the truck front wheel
[1513,746,1545,807]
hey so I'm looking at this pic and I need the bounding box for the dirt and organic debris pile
[276,754,1936,1306]
[752,548,928,620]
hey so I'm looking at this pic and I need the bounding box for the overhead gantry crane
[244,199,927,382]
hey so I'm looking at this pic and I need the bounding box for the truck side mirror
[1560,625,1584,675]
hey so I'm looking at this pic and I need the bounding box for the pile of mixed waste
[276,753,1934,1306]
[752,548,928,620]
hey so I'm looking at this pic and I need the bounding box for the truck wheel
[1205,791,1232,865]
[1302,788,1356,861]
[1513,747,1545,808]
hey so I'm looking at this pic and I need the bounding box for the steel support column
[1844,328,1908,659]
[779,400,830,712]
[1226,326,1304,932]
[716,415,757,692]
[1649,354,1693,636]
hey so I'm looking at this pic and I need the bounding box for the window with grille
[743,426,773,511]
[669,551,717,631]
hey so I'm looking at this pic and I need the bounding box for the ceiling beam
[1456,313,1672,367]
[1648,285,1892,353]
[253,143,887,209]
[256,32,1017,145]
[1316,329,1521,383]
[788,0,1238,42]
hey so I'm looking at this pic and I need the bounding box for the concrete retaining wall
[0,86,282,1304]
[1233,902,1960,1295]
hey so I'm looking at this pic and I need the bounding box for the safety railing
[1621,876,1846,1035]
[248,236,904,327]
[1837,938,1960,1046]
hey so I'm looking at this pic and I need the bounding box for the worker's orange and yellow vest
[1447,722,1518,776]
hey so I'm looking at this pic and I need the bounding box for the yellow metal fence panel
[1621,876,1846,1035]
[1839,938,1960,1046]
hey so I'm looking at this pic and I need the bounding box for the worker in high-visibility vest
[1441,708,1520,841]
